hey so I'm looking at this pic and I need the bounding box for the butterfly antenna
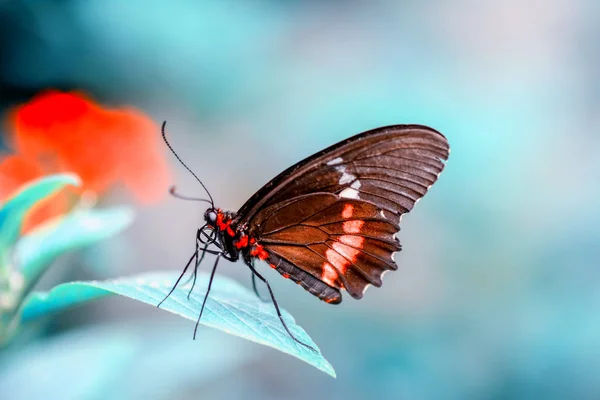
[169,186,212,204]
[161,121,214,207]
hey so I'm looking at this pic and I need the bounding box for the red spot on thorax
[234,234,249,249]
[216,211,226,230]
[250,244,269,260]
[216,211,235,236]
[258,250,268,260]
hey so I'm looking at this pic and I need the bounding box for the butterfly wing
[237,125,449,303]
[253,193,401,301]
[237,125,449,222]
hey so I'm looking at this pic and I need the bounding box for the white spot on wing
[327,156,356,185]
[340,187,360,199]
[339,169,355,184]
[329,156,365,198]
[327,157,344,166]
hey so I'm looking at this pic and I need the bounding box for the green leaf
[14,207,134,295]
[20,271,336,377]
[0,173,80,256]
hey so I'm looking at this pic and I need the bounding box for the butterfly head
[197,207,222,246]
[204,208,236,237]
[204,208,218,227]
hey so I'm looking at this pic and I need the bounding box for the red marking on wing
[339,235,365,248]
[255,194,401,300]
[269,263,276,269]
[324,248,350,274]
[321,263,340,287]
[324,204,365,284]
[332,240,363,261]
[321,234,364,284]
[342,203,354,218]
[342,220,364,234]
[282,273,290,279]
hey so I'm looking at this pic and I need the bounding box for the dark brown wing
[250,193,401,301]
[238,125,449,303]
[236,125,449,223]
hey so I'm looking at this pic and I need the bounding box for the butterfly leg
[160,229,224,307]
[185,242,208,299]
[186,245,229,298]
[183,229,221,290]
[157,247,198,308]
[193,254,221,339]
[246,261,317,353]
[181,231,202,288]
[250,259,270,303]
[251,273,270,303]
[183,227,216,298]
[186,240,232,298]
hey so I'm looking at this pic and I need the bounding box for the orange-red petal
[8,90,171,204]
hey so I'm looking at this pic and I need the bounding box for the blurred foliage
[15,206,134,296]
[0,174,134,344]
[0,173,79,256]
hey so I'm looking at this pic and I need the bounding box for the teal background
[1,1,599,399]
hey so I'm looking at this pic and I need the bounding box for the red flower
[1,90,171,230]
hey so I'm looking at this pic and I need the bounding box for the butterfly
[159,122,449,351]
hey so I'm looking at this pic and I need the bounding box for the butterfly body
[205,206,346,304]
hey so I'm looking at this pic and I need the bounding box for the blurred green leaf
[0,174,80,257]
[20,271,336,377]
[14,207,134,295]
